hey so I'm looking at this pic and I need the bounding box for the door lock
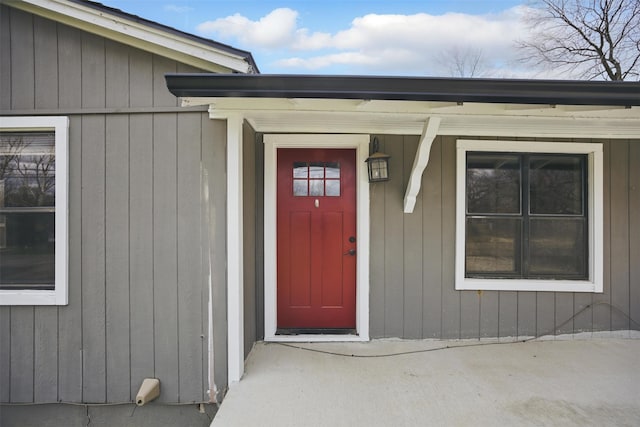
[344,249,356,256]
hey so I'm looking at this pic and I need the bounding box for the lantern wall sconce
[365,137,391,182]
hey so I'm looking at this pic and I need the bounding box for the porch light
[366,137,390,182]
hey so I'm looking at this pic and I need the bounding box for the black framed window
[465,152,588,280]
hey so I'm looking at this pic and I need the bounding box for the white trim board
[226,115,245,384]
[192,98,640,138]
[263,134,371,342]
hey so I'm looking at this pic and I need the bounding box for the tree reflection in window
[0,132,56,288]
[465,152,587,280]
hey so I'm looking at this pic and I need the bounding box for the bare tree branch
[518,0,640,80]
[437,46,488,78]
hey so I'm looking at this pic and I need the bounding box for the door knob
[344,249,356,256]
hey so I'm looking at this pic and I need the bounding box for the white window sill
[0,289,67,305]
[456,278,602,293]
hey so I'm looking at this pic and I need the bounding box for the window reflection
[0,132,56,289]
[529,218,585,275]
[326,162,340,179]
[0,213,55,287]
[326,180,340,196]
[309,180,324,196]
[466,217,521,275]
[466,154,520,214]
[530,156,584,215]
[0,133,56,208]
[309,162,324,178]
[465,151,588,280]
[293,179,308,196]
[293,162,308,178]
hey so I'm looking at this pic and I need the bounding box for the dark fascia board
[71,0,259,73]
[165,73,640,106]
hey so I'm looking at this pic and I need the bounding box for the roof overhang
[166,74,640,139]
[166,74,640,106]
[165,74,640,213]
[173,96,639,139]
[4,0,258,73]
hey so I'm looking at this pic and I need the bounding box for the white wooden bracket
[403,117,441,213]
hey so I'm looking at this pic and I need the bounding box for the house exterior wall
[0,5,227,412]
[250,132,639,341]
[369,134,640,339]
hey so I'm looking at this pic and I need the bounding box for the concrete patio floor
[212,335,640,427]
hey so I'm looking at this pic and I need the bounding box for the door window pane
[309,162,324,178]
[530,155,584,215]
[293,162,308,178]
[309,180,324,196]
[466,217,521,276]
[293,179,308,196]
[326,180,340,196]
[325,162,340,178]
[467,154,520,214]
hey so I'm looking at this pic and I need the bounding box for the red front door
[277,148,357,329]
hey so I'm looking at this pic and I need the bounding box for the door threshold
[265,332,368,343]
[277,328,357,335]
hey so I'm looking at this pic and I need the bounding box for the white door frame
[263,134,370,342]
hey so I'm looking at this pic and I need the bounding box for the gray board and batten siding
[0,5,228,408]
[2,1,639,416]
[246,133,640,342]
[367,135,640,339]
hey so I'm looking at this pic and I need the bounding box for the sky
[99,0,548,77]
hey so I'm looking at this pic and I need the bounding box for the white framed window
[0,116,69,305]
[455,139,603,293]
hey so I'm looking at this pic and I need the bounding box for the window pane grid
[292,161,340,197]
[465,152,588,280]
[0,131,56,290]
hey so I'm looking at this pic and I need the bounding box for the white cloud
[291,29,333,50]
[197,8,299,49]
[196,6,543,76]
[276,52,378,70]
[164,4,193,13]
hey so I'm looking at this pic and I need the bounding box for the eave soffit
[210,97,638,215]
[185,97,640,139]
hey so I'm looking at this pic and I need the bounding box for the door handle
[344,249,356,256]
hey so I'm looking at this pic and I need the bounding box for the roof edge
[165,74,640,106]
[3,0,259,73]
